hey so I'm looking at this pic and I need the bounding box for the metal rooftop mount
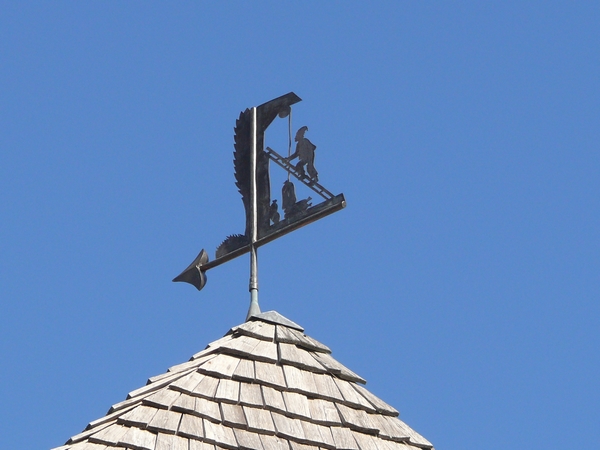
[173,93,346,319]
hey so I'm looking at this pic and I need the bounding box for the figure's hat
[295,125,309,140]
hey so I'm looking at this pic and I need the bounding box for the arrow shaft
[200,194,346,273]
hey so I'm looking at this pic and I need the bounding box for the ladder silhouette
[265,147,334,200]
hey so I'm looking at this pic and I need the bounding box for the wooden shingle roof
[52,311,433,450]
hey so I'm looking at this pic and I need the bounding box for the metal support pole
[287,108,292,182]
[247,106,260,320]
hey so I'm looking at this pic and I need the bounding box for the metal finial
[173,92,346,319]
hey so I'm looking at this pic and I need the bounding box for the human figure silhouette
[269,200,280,225]
[282,180,297,216]
[286,126,318,182]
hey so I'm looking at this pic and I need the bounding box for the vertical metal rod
[287,108,292,182]
[247,106,260,320]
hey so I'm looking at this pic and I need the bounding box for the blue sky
[1,2,599,449]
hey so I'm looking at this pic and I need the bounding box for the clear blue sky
[1,3,598,449]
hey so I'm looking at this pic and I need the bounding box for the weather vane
[173,92,345,319]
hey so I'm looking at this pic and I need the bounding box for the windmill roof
[52,311,433,450]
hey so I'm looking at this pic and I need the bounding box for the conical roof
[52,311,433,450]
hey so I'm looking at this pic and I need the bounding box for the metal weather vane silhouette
[173,92,345,318]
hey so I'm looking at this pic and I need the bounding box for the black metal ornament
[173,92,345,317]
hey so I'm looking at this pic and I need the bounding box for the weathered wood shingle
[52,311,433,450]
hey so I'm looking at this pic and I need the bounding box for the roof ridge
[248,310,304,331]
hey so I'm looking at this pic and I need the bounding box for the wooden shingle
[108,394,149,415]
[368,414,410,443]
[146,409,182,434]
[307,398,342,426]
[86,407,135,433]
[239,382,264,407]
[351,383,399,416]
[191,375,220,399]
[203,418,238,449]
[167,353,217,375]
[330,426,360,450]
[177,414,204,440]
[367,436,398,450]
[232,320,276,342]
[170,370,206,394]
[142,388,181,410]
[254,361,286,388]
[312,352,366,384]
[170,392,196,415]
[192,397,222,423]
[68,420,118,446]
[232,359,255,382]
[382,417,433,449]
[335,404,378,434]
[314,422,336,449]
[198,354,241,379]
[243,406,276,435]
[278,343,327,373]
[118,427,157,450]
[290,441,319,450]
[301,334,332,354]
[351,430,379,450]
[214,379,240,404]
[271,411,306,441]
[68,443,108,450]
[311,373,344,402]
[283,364,317,394]
[261,385,286,413]
[252,339,279,363]
[233,427,264,450]
[171,394,196,414]
[220,335,262,359]
[126,369,193,400]
[275,326,330,353]
[188,440,216,450]
[220,403,247,428]
[155,433,189,450]
[204,335,235,351]
[88,424,129,446]
[118,405,158,428]
[259,433,290,450]
[299,420,330,446]
[377,439,421,450]
[333,378,375,411]
[282,391,311,419]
